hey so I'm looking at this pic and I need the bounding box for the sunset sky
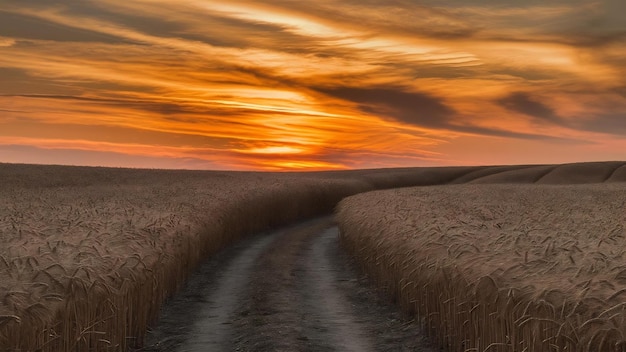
[1,0,625,170]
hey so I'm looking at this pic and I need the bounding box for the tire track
[178,230,281,352]
[137,229,285,351]
[231,218,331,351]
[138,217,437,352]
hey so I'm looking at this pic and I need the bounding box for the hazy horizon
[1,1,625,170]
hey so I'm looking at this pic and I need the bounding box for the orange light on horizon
[241,146,306,155]
[261,160,347,171]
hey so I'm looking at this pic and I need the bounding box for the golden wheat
[1,163,494,351]
[337,183,626,352]
[2,161,624,351]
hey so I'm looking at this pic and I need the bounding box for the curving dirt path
[135,217,438,352]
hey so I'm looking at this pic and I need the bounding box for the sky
[0,0,625,170]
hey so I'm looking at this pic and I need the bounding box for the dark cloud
[497,91,626,137]
[0,68,82,95]
[420,0,587,4]
[63,5,190,36]
[1,94,313,138]
[497,92,561,123]
[0,67,160,96]
[571,0,626,38]
[413,0,626,48]
[566,30,626,48]
[1,94,251,118]
[0,10,130,43]
[184,13,308,51]
[65,3,304,50]
[0,67,31,80]
[316,86,575,141]
[490,67,558,81]
[271,0,623,46]
[573,113,626,136]
[315,86,455,128]
[541,0,626,48]
[451,124,580,142]
[1,2,305,50]
[8,94,187,114]
[614,86,626,98]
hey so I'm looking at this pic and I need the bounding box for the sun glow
[242,146,306,155]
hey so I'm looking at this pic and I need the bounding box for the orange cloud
[0,0,624,170]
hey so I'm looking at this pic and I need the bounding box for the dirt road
[137,217,438,351]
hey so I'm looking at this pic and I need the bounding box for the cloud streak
[497,92,560,123]
[0,0,624,169]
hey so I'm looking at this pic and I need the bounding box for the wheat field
[1,161,624,351]
[337,183,626,351]
[0,162,484,351]
[0,166,354,351]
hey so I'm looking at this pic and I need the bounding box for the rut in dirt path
[179,231,281,351]
[139,217,438,352]
[137,229,285,351]
[231,218,375,351]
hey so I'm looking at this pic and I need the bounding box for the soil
[134,217,440,351]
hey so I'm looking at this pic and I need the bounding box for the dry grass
[337,183,626,352]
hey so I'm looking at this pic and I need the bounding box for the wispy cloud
[0,36,15,47]
[0,0,624,169]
